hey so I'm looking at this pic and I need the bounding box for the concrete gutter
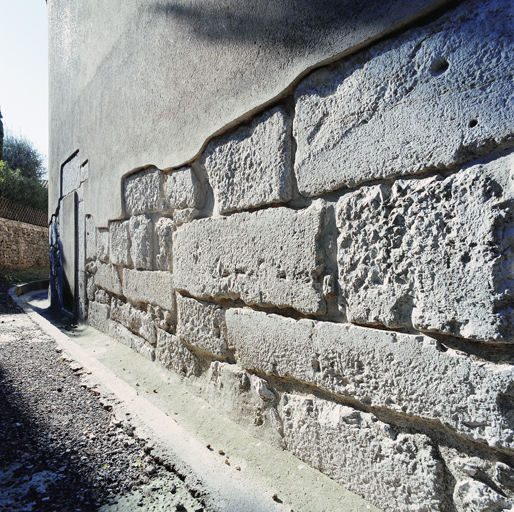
[10,286,379,512]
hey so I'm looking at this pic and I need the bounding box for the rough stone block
[176,295,228,357]
[164,167,203,210]
[85,215,96,260]
[453,480,511,512]
[62,153,81,197]
[109,221,130,266]
[86,275,96,301]
[155,217,173,271]
[110,297,156,345]
[96,228,110,263]
[129,215,153,270]
[122,268,175,313]
[201,107,292,214]
[227,308,514,450]
[94,262,122,296]
[172,208,201,229]
[336,153,514,342]
[156,328,201,377]
[88,301,110,334]
[279,394,446,512]
[294,0,514,196]
[109,321,155,361]
[173,205,326,315]
[124,167,166,216]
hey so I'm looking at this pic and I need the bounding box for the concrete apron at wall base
[11,289,380,512]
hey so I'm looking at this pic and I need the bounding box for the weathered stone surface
[227,308,514,450]
[129,215,153,270]
[122,268,175,313]
[94,288,110,304]
[453,480,512,512]
[96,228,109,263]
[88,301,110,334]
[124,167,166,216]
[279,394,446,512]
[94,262,122,296]
[164,167,203,210]
[173,205,326,315]
[294,0,514,196]
[172,208,200,229]
[336,154,514,342]
[109,221,130,266]
[85,215,96,260]
[201,107,292,214]
[86,275,96,301]
[109,321,155,361]
[110,297,157,345]
[154,217,173,272]
[61,153,80,197]
[155,328,201,377]
[176,295,228,357]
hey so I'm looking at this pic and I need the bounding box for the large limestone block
[154,217,173,272]
[294,0,514,196]
[279,394,446,512]
[201,107,292,214]
[94,262,122,296]
[122,268,175,313]
[129,215,153,270]
[176,295,228,357]
[96,228,109,263]
[124,167,166,216]
[109,221,130,266]
[88,301,110,334]
[336,154,514,342]
[164,167,203,210]
[110,298,156,345]
[109,321,155,361]
[173,205,326,315]
[155,328,201,377]
[227,308,514,450]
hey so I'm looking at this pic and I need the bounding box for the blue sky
[0,0,48,162]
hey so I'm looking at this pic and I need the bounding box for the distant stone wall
[51,0,514,510]
[0,217,48,269]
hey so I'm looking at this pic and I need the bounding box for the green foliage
[3,134,45,181]
[0,160,47,212]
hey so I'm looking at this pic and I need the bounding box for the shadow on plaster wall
[148,0,427,50]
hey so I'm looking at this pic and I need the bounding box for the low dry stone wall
[53,0,514,510]
[0,217,48,269]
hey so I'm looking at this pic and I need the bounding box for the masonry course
[49,0,514,509]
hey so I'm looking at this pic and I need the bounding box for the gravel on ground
[0,276,207,512]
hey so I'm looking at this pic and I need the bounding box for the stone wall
[0,217,48,269]
[50,0,514,510]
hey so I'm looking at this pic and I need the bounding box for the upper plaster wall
[48,0,453,227]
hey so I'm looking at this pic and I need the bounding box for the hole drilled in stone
[430,57,449,76]
[469,119,478,128]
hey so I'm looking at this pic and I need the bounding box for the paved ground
[0,282,206,512]
[0,273,379,512]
